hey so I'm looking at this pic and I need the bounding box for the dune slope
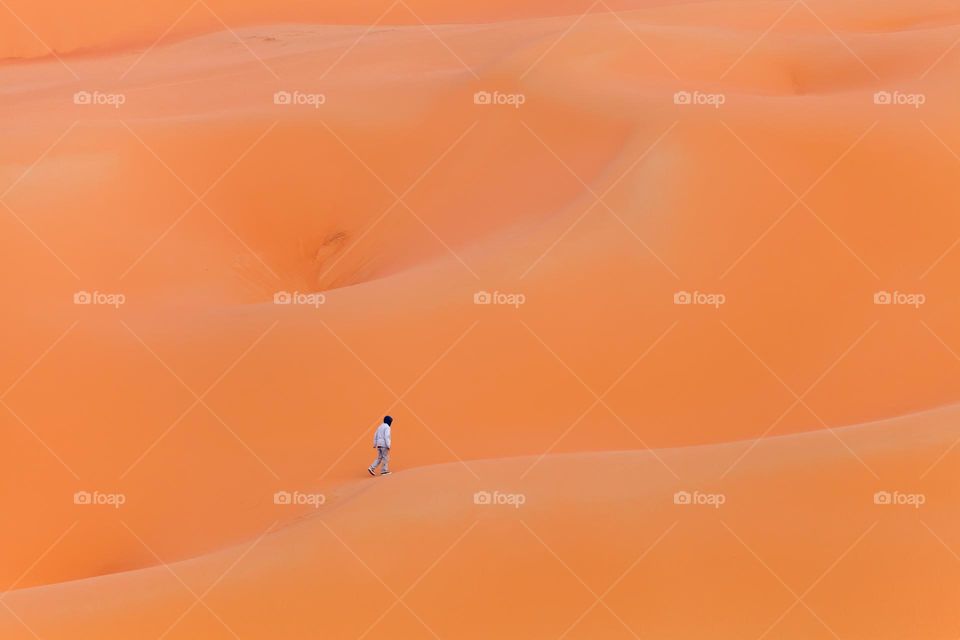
[2,0,960,637]
[4,406,960,638]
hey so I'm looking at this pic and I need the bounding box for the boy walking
[368,416,393,476]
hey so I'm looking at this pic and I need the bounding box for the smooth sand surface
[2,0,960,637]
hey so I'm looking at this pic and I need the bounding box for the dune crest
[3,0,960,637]
[5,404,960,637]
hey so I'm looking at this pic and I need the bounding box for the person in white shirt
[368,416,393,476]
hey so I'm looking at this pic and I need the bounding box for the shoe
[380,471,391,475]
[367,468,375,476]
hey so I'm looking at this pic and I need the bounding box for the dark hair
[383,415,393,425]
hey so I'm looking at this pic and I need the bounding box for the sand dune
[3,0,960,637]
[3,406,959,638]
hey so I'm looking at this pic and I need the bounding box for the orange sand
[2,0,960,637]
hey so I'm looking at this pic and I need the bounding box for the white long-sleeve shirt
[372,422,391,449]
